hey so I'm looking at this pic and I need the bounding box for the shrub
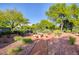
[66,30,71,33]
[14,47,22,52]
[21,38,33,44]
[18,31,25,36]
[1,30,12,35]
[68,36,76,45]
[14,36,23,41]
[7,47,22,55]
[13,30,25,36]
[53,30,62,36]
[42,29,51,33]
[14,36,33,44]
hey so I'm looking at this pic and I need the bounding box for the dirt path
[0,41,24,55]
[18,40,39,55]
[29,40,48,55]
[0,33,79,55]
[0,40,39,55]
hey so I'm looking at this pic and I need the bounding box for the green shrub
[68,36,76,45]
[21,38,33,44]
[2,30,12,35]
[19,30,25,36]
[14,36,33,44]
[53,30,62,36]
[42,29,51,33]
[66,30,71,33]
[14,36,23,41]
[7,47,22,55]
[72,29,79,33]
[13,47,23,52]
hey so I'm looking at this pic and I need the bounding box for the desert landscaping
[0,32,79,55]
[0,3,79,55]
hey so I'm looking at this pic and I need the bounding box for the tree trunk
[60,20,63,32]
[61,24,63,32]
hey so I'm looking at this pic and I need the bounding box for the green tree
[31,24,38,33]
[46,3,67,31]
[46,3,79,32]
[38,20,55,30]
[31,20,55,33]
[67,4,79,32]
[0,9,29,32]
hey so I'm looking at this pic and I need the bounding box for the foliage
[66,30,71,33]
[21,38,33,44]
[14,36,33,44]
[1,4,79,35]
[53,30,62,36]
[42,29,52,33]
[68,36,76,45]
[72,27,79,33]
[14,36,23,41]
[38,20,55,30]
[18,25,32,32]
[0,9,29,32]
[0,30,12,35]
[31,20,55,34]
[7,47,22,55]
[46,3,79,32]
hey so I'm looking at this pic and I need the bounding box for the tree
[46,3,67,31]
[37,20,55,31]
[46,3,79,32]
[31,20,55,33]
[68,4,79,32]
[39,20,55,30]
[31,24,38,33]
[0,9,29,32]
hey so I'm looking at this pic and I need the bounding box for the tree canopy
[0,9,29,32]
[31,20,55,33]
[46,3,79,32]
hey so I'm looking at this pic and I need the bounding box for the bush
[66,30,71,33]
[14,36,23,41]
[1,30,12,35]
[13,30,25,36]
[14,36,33,44]
[21,38,33,44]
[7,47,22,55]
[14,47,22,52]
[68,36,76,45]
[53,30,62,36]
[19,31,25,36]
[42,29,51,33]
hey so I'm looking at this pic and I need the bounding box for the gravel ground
[0,33,79,55]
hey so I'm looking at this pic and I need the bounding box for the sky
[0,3,52,24]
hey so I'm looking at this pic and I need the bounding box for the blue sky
[0,3,52,24]
[1,3,79,24]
